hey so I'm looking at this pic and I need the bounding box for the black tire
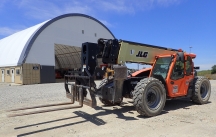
[98,78,122,106]
[132,77,166,117]
[191,76,211,104]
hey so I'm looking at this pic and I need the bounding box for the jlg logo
[136,51,148,58]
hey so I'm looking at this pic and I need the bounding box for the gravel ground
[0,80,216,137]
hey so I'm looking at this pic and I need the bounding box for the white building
[0,13,115,84]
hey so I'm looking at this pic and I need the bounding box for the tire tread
[132,77,166,116]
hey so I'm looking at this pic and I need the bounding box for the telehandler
[64,38,211,117]
[9,38,211,117]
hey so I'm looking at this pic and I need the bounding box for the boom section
[117,40,178,65]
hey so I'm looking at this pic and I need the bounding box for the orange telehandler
[63,38,211,117]
[8,38,211,117]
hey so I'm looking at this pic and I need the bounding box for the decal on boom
[136,51,148,58]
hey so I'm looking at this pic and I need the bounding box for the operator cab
[150,52,195,98]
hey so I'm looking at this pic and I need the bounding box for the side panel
[167,78,186,97]
[31,64,40,84]
[22,64,30,85]
[15,66,22,84]
[23,63,40,84]
[40,65,55,83]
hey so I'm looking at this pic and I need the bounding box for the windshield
[151,57,172,79]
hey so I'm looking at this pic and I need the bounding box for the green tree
[211,65,216,74]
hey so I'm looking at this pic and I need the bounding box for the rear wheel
[132,77,166,117]
[191,76,211,104]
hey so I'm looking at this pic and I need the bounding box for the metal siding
[0,21,48,67]
[25,16,114,66]
[0,13,115,68]
[40,66,55,83]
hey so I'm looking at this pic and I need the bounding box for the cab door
[1,70,4,82]
[184,55,194,90]
[167,58,188,97]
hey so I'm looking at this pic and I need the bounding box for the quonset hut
[0,13,115,84]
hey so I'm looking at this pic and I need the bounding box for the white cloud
[156,0,181,7]
[95,0,182,13]
[14,0,182,20]
[99,19,113,28]
[0,0,181,34]
[0,27,21,36]
[97,1,135,14]
[15,0,94,20]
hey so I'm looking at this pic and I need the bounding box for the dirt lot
[0,80,216,137]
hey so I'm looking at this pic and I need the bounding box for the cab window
[171,59,184,80]
[185,56,193,75]
[151,57,172,79]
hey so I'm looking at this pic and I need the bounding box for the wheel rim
[146,86,161,110]
[200,81,209,99]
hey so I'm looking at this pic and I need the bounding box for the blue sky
[0,0,215,70]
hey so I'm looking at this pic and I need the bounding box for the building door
[11,69,15,83]
[1,70,4,82]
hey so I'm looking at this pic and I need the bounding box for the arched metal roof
[0,13,115,67]
[22,13,115,63]
[0,21,48,67]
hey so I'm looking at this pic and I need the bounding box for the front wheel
[132,77,166,117]
[191,76,211,104]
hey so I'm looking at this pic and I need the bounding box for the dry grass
[197,70,216,80]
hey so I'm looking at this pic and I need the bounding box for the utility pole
[189,46,192,53]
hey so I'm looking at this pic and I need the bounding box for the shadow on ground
[15,98,209,137]
[75,105,138,121]
[15,114,104,137]
[164,99,193,111]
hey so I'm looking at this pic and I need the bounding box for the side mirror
[194,66,200,70]
[177,52,184,62]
